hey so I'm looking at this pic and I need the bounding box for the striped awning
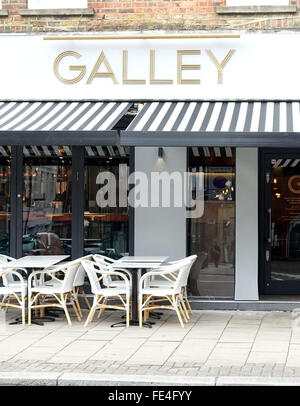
[0,101,132,145]
[121,101,300,147]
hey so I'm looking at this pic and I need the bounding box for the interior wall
[235,147,259,300]
[134,147,187,261]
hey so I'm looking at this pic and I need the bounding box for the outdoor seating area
[0,254,197,328]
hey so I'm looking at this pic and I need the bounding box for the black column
[10,146,23,259]
[71,146,85,259]
[128,147,135,256]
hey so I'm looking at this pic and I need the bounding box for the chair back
[0,255,15,285]
[93,254,115,265]
[81,260,129,294]
[177,255,197,286]
[92,254,116,287]
[61,263,81,294]
[81,260,102,294]
[72,255,93,287]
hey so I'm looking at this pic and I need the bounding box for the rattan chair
[81,260,131,327]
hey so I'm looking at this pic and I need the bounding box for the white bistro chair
[28,262,81,326]
[148,255,197,319]
[138,261,193,328]
[0,267,27,324]
[81,260,131,327]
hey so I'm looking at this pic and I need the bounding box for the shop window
[84,146,130,259]
[187,147,235,299]
[0,146,11,256]
[22,146,72,256]
[28,0,88,9]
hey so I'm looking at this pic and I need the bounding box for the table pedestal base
[110,320,153,328]
[9,316,44,326]
[9,311,58,326]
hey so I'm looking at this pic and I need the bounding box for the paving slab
[216,376,300,386]
[0,371,60,386]
[58,373,215,386]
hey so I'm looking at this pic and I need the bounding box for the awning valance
[0,101,132,145]
[121,101,300,147]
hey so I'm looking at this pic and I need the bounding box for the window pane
[23,146,72,256]
[188,147,235,299]
[0,147,10,255]
[84,146,129,259]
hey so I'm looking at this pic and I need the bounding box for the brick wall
[0,0,299,32]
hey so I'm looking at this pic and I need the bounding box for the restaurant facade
[0,1,300,309]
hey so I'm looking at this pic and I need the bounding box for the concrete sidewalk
[1,308,300,385]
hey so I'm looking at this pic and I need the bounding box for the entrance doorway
[260,150,300,294]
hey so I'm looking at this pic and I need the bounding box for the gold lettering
[206,49,235,84]
[122,50,146,84]
[53,51,86,84]
[87,51,118,84]
[150,50,173,85]
[177,50,200,85]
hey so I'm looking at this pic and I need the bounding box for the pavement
[1,306,300,386]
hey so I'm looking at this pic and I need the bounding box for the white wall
[134,147,187,261]
[28,0,87,9]
[227,0,288,5]
[235,148,259,300]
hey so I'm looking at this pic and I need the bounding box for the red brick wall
[0,0,299,32]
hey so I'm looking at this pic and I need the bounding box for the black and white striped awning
[121,101,300,147]
[0,101,132,145]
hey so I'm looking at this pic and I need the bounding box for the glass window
[22,146,72,256]
[84,146,130,259]
[187,147,235,299]
[226,0,289,5]
[28,0,87,9]
[0,147,10,255]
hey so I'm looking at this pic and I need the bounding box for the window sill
[19,8,95,17]
[0,10,8,17]
[216,5,297,14]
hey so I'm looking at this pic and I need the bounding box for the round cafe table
[110,256,169,328]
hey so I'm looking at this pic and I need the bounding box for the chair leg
[71,300,82,321]
[98,298,107,319]
[178,302,188,323]
[138,295,143,328]
[73,288,83,319]
[85,306,97,327]
[82,289,91,310]
[5,298,10,313]
[21,296,26,325]
[34,300,39,318]
[63,305,72,326]
[61,294,72,326]
[175,306,185,328]
[185,297,192,314]
[126,295,130,328]
[28,299,32,325]
[181,299,190,320]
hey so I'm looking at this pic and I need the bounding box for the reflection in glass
[188,147,235,299]
[84,147,129,259]
[270,160,300,281]
[0,147,10,255]
[23,147,72,256]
